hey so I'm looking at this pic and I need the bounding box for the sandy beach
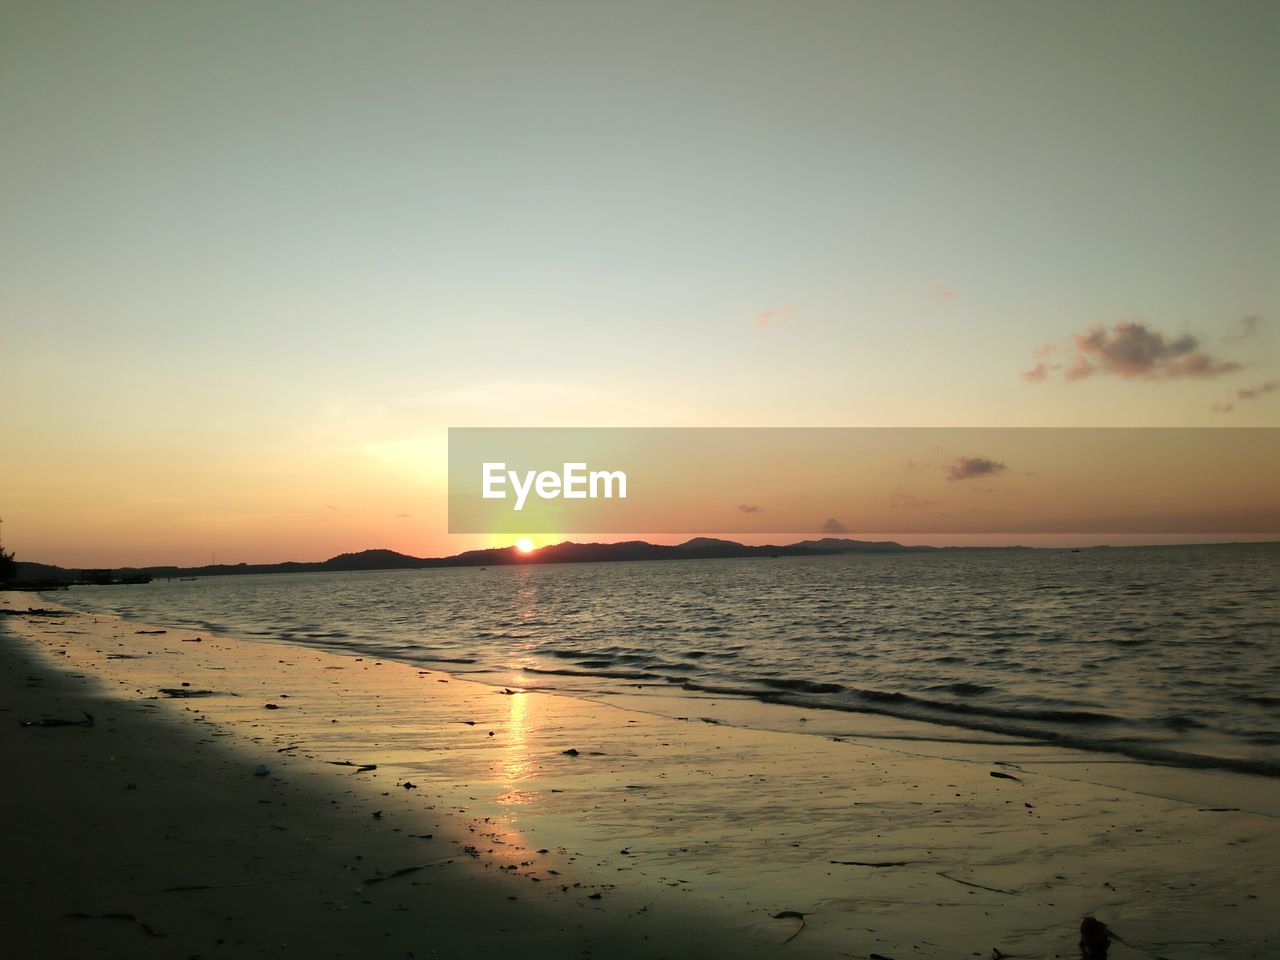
[3,602,1278,959]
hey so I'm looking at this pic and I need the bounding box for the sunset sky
[2,1,1277,566]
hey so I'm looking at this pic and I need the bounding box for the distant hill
[320,549,425,570]
[6,540,1269,590]
[6,535,1065,587]
[791,537,931,553]
[14,561,73,582]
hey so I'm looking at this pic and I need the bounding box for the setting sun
[514,538,535,554]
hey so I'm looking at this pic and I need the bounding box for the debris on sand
[158,688,220,698]
[363,865,426,885]
[771,910,807,943]
[328,761,377,773]
[937,872,1018,895]
[63,912,163,938]
[19,710,94,728]
[1079,916,1110,959]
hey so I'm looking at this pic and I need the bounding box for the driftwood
[19,711,93,728]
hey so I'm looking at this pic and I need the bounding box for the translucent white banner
[448,428,1280,535]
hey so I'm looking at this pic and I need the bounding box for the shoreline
[1,606,792,960]
[48,558,1280,783]
[3,601,1279,958]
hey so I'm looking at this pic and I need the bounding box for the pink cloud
[1021,363,1050,383]
[1212,379,1280,412]
[1238,379,1279,401]
[755,305,797,329]
[1064,356,1096,381]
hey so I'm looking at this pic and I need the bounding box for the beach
[3,602,1277,959]
[4,2,1277,957]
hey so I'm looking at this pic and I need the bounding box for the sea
[49,543,1280,776]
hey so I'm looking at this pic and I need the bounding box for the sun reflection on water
[494,678,536,807]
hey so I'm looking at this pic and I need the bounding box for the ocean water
[50,544,1279,776]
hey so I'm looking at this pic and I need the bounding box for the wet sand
[3,604,1278,958]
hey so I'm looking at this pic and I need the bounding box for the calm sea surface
[50,544,1280,775]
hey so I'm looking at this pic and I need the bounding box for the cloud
[395,512,412,518]
[737,504,763,514]
[1021,362,1051,383]
[946,456,1006,481]
[1027,320,1243,383]
[1063,355,1096,381]
[1238,379,1279,401]
[928,281,955,302]
[755,305,796,329]
[820,518,848,534]
[1212,379,1280,413]
[889,490,939,509]
[1222,315,1266,344]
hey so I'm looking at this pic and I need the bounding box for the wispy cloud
[820,517,848,534]
[1021,362,1051,383]
[928,281,956,302]
[737,504,763,514]
[755,305,797,329]
[1212,379,1279,413]
[946,456,1006,481]
[889,490,939,509]
[1025,320,1242,383]
[1238,379,1279,401]
[1221,315,1266,344]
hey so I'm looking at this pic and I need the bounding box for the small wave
[678,680,1280,777]
[522,666,661,681]
[758,678,846,695]
[1156,714,1207,730]
[928,682,993,697]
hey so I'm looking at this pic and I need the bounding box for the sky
[1,1,1277,566]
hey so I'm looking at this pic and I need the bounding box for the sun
[514,537,535,554]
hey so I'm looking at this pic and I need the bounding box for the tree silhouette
[0,546,16,582]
